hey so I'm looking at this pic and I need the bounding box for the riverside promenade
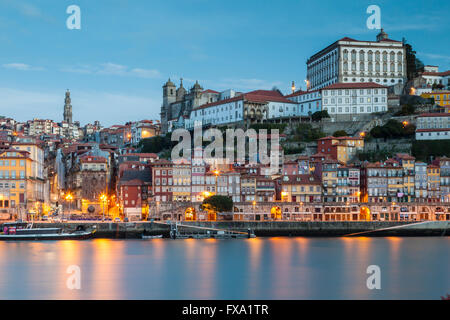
[25,220,450,238]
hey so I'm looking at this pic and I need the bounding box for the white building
[185,90,298,130]
[285,89,322,116]
[416,113,450,140]
[321,82,388,117]
[306,29,406,91]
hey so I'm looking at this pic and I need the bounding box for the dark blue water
[0,237,448,299]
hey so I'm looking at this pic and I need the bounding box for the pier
[22,220,450,238]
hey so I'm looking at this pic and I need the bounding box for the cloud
[418,52,450,62]
[2,63,44,71]
[61,63,161,79]
[0,0,43,18]
[0,87,161,126]
[213,78,283,91]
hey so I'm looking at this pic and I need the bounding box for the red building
[151,159,173,202]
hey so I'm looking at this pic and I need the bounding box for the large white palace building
[306,29,407,91]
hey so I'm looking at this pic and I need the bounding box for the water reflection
[0,237,447,299]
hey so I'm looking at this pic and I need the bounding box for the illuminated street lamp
[100,193,107,221]
[64,192,73,219]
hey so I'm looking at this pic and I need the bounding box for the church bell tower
[63,89,73,124]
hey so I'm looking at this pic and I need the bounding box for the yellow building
[12,138,46,207]
[317,136,364,164]
[280,174,322,203]
[420,91,450,110]
[241,175,257,202]
[172,160,191,202]
[0,149,33,217]
[427,164,440,202]
[395,153,415,202]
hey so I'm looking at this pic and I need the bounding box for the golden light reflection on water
[246,237,263,297]
[341,237,374,299]
[268,237,294,298]
[195,239,217,299]
[89,239,125,299]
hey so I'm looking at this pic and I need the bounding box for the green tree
[294,123,325,142]
[138,134,174,154]
[202,195,233,213]
[333,130,348,137]
[311,110,330,121]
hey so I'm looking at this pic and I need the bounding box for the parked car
[41,215,49,221]
[114,217,121,222]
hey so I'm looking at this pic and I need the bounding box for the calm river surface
[0,237,448,299]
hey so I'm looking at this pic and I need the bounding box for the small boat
[142,234,163,239]
[0,222,96,241]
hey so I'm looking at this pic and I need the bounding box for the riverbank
[21,220,450,238]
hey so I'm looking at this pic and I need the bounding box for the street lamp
[100,193,107,221]
[64,192,73,220]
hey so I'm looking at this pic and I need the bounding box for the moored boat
[142,234,163,239]
[0,222,96,241]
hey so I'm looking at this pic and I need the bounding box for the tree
[333,130,348,137]
[403,38,424,80]
[202,195,233,213]
[138,134,174,154]
[294,123,325,142]
[370,119,415,139]
[311,110,330,121]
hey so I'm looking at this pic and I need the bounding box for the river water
[0,237,448,299]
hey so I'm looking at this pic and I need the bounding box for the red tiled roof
[203,89,219,94]
[281,174,321,185]
[322,82,387,90]
[193,89,297,111]
[285,88,321,98]
[418,113,450,118]
[421,70,450,77]
[416,128,450,132]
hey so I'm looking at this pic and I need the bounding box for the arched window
[360,62,365,71]
[351,62,356,71]
[390,51,395,61]
[343,50,348,60]
[375,51,380,61]
[359,51,365,60]
[375,62,380,72]
[383,63,387,72]
[368,51,373,60]
[382,51,387,61]
[368,62,373,72]
[351,50,357,61]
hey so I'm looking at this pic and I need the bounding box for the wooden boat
[142,234,163,239]
[0,222,96,241]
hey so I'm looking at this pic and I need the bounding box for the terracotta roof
[203,89,219,94]
[418,113,450,118]
[416,128,450,132]
[285,88,321,98]
[281,174,321,185]
[395,153,415,160]
[193,89,297,111]
[322,82,387,90]
[421,70,450,77]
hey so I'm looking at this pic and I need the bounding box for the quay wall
[26,221,450,238]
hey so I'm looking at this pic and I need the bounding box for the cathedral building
[160,79,220,133]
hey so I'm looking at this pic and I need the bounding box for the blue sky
[0,0,449,126]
